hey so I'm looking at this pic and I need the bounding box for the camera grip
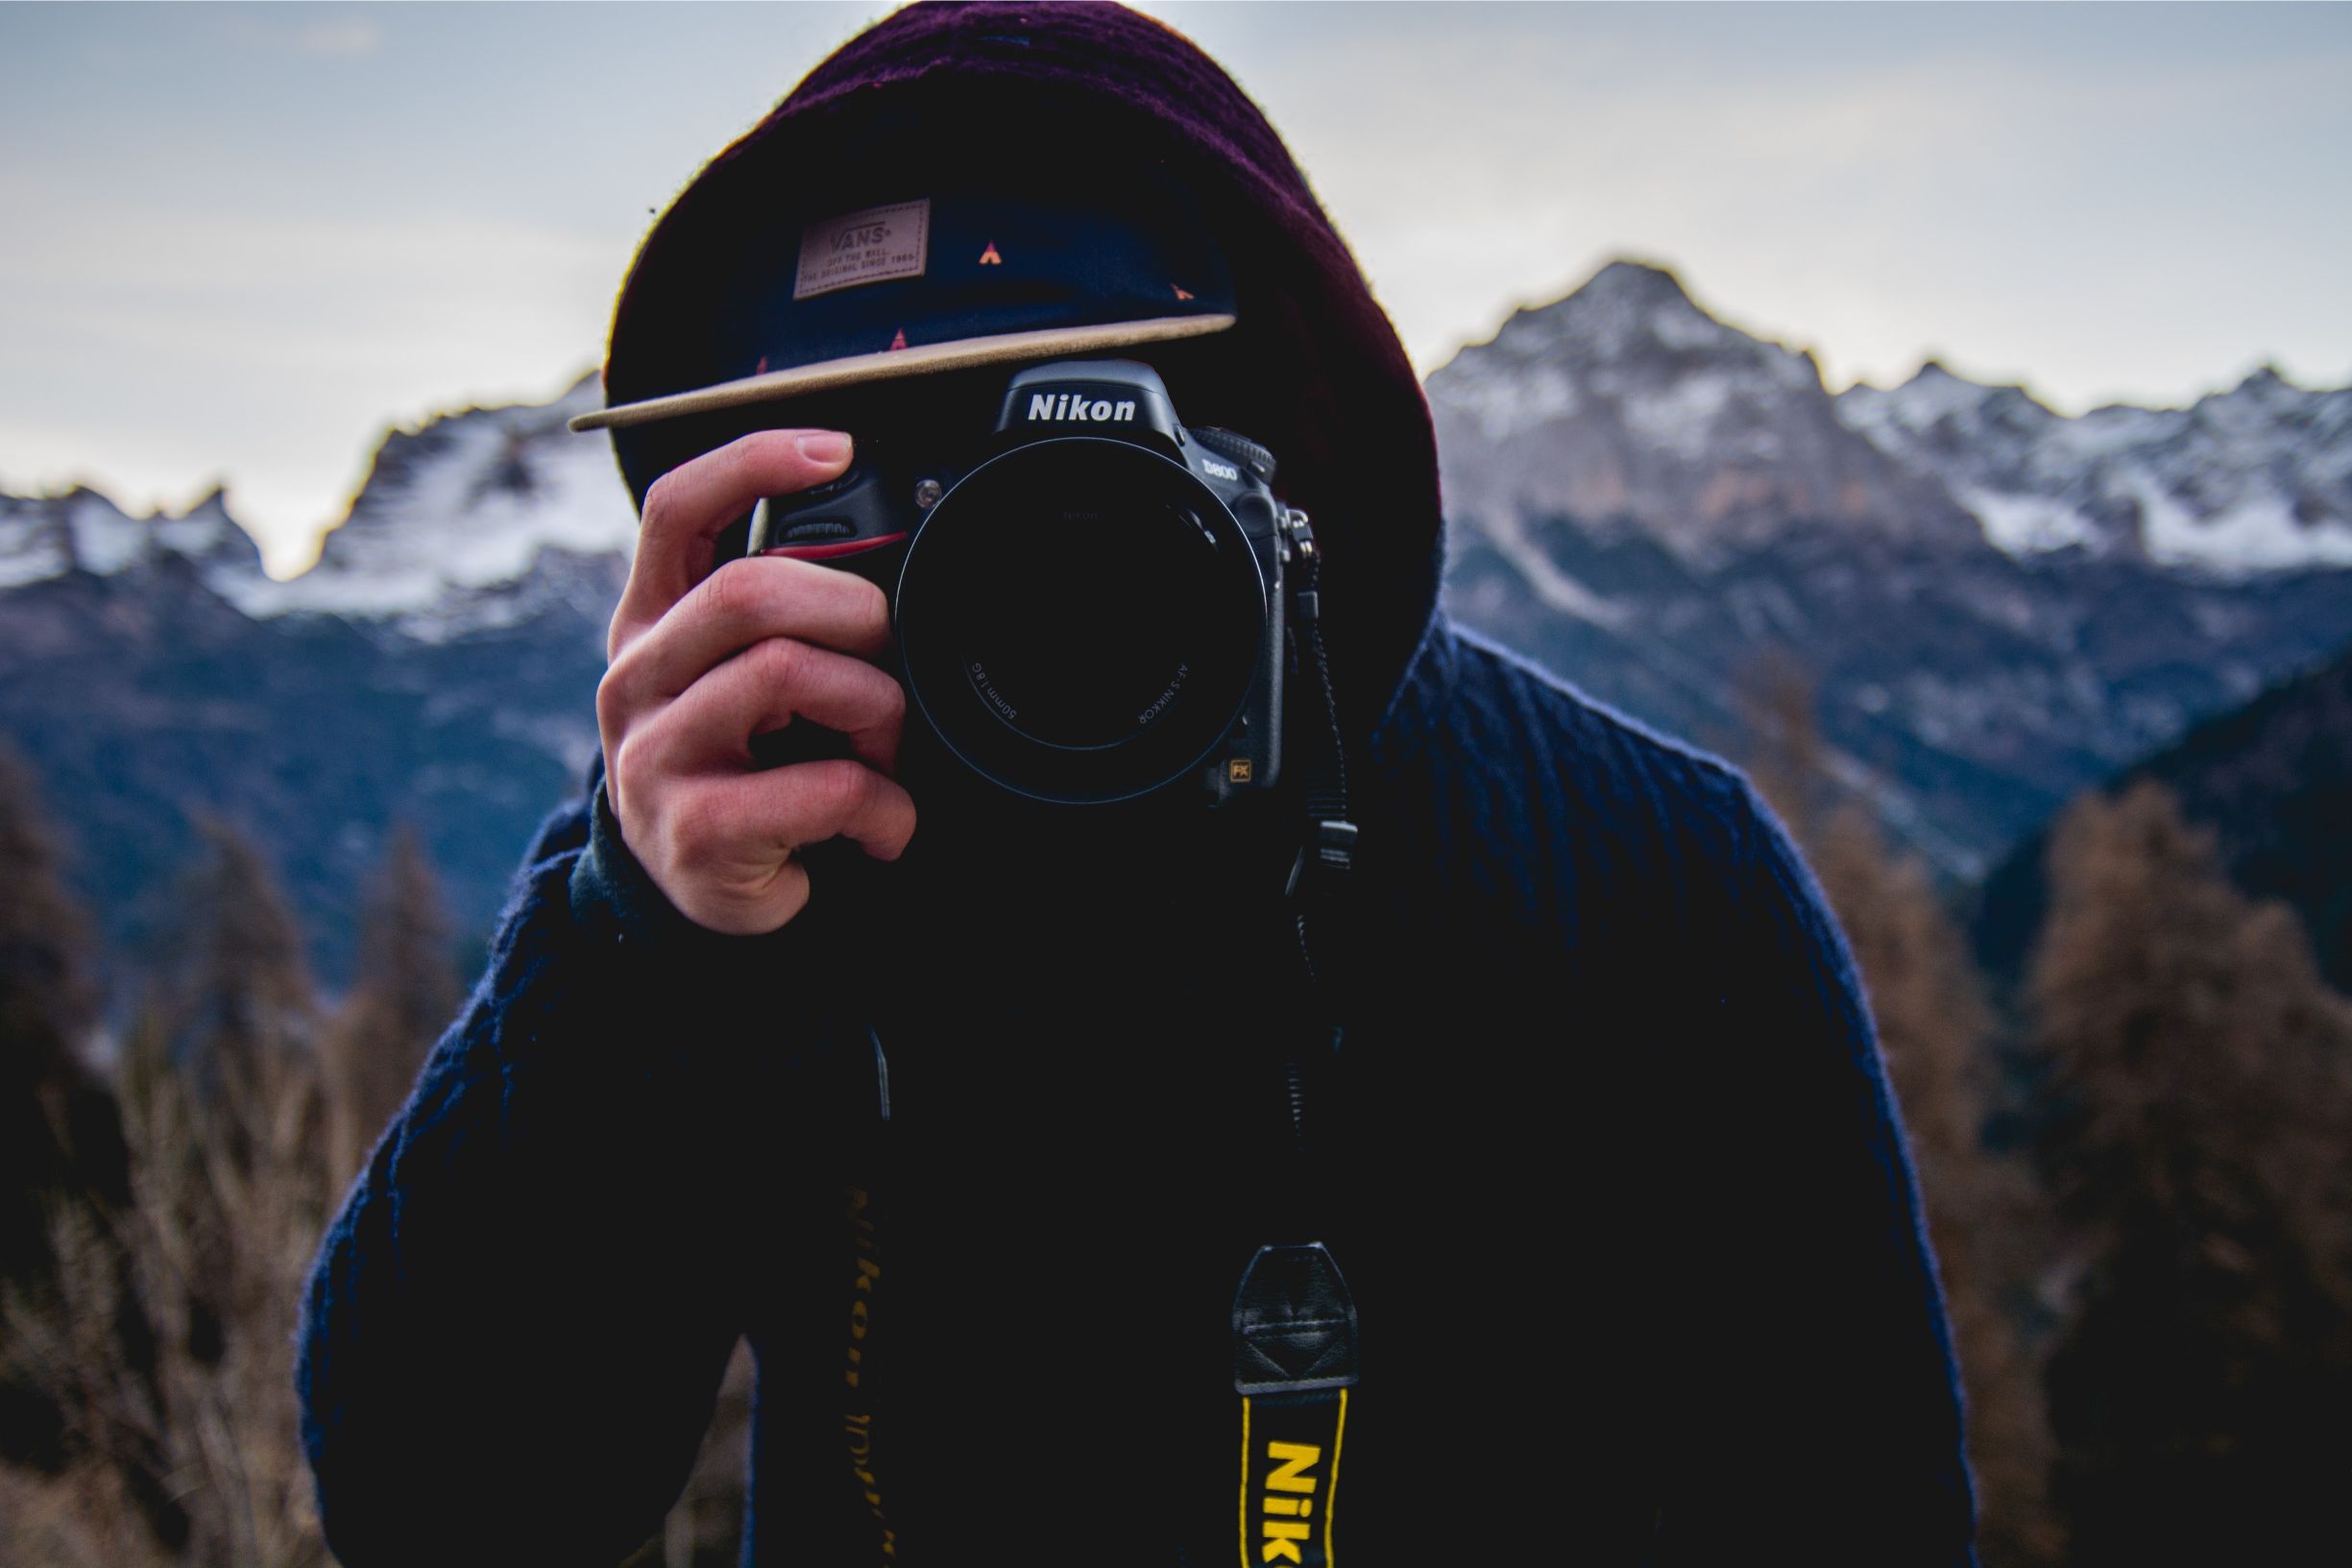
[746,534,909,772]
[737,531,913,923]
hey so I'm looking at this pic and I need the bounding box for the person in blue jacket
[296,4,1976,1563]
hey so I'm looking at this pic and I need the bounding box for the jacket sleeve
[296,760,810,1566]
[1654,778,1977,1564]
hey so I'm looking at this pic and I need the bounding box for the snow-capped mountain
[1430,261,2352,872]
[0,383,629,984]
[240,374,641,639]
[1838,361,2352,576]
[0,374,635,640]
[1434,260,1982,567]
[0,485,268,601]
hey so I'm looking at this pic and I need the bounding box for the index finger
[613,429,853,651]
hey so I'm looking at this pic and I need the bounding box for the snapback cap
[570,169,1238,433]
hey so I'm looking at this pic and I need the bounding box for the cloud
[0,186,611,297]
[291,16,382,58]
[227,10,383,60]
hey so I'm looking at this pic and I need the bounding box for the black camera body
[744,359,1303,807]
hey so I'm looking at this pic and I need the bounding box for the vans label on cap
[794,199,931,301]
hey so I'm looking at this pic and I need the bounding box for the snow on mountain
[1836,362,2352,578]
[0,494,79,590]
[1436,257,1822,449]
[240,373,640,639]
[0,375,637,639]
[0,484,268,597]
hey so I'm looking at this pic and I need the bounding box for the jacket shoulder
[1461,620,1747,794]
[1377,617,1766,917]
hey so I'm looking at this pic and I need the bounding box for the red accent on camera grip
[761,532,910,562]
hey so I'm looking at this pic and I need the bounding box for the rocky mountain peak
[152,486,266,581]
[242,372,634,639]
[1585,255,1692,303]
[1427,257,1972,568]
[1839,363,2064,458]
[1465,258,1819,397]
[1837,356,2352,574]
[0,482,265,597]
[1491,259,1718,360]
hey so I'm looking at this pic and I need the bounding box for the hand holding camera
[596,359,1301,935]
[596,428,918,936]
[746,359,1294,807]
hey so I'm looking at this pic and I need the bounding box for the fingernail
[798,431,851,466]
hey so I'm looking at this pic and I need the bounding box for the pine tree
[139,819,328,1564]
[0,745,133,1475]
[324,824,460,1187]
[2030,781,2352,1564]
[1742,668,2061,1564]
[1809,805,2061,1565]
[160,819,317,1107]
[0,744,113,1254]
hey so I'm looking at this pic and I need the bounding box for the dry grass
[2,1006,332,1568]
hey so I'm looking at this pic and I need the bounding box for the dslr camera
[742,359,1310,807]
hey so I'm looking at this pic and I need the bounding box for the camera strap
[812,507,1364,1561]
[1232,513,1359,1568]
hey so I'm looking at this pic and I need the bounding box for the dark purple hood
[595,0,1443,738]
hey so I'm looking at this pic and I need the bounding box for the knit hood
[594,0,1443,740]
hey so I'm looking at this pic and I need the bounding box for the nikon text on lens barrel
[744,360,1310,806]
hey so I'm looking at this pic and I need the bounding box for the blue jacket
[297,5,1973,1562]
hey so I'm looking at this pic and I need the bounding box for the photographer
[296,5,1975,1563]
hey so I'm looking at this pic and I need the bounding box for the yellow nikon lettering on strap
[1265,1441,1321,1492]
[1238,1391,1347,1567]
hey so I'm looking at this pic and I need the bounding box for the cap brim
[568,312,1237,433]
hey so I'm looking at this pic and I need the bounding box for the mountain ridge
[1429,257,2352,873]
[1973,640,2352,993]
[5,254,2348,973]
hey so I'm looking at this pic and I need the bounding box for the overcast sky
[5,1,2349,576]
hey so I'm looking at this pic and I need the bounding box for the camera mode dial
[1190,426,1276,485]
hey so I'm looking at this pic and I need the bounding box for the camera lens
[895,438,1265,803]
[955,498,1213,750]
